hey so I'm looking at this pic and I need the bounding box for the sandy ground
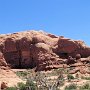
[0,69,25,88]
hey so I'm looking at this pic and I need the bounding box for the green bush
[65,83,77,90]
[81,76,90,80]
[5,87,17,90]
[6,79,37,90]
[26,79,37,90]
[17,82,26,90]
[79,83,90,90]
[67,74,74,81]
[16,71,28,77]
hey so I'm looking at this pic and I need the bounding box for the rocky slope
[0,30,90,71]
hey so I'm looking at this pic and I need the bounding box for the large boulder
[30,43,62,71]
[54,37,90,58]
[1,82,8,89]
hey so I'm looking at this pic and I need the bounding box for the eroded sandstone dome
[0,30,90,71]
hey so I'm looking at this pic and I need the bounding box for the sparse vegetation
[79,83,90,90]
[8,68,90,90]
[81,76,90,80]
[25,79,37,90]
[6,80,37,90]
[67,74,74,81]
[5,87,17,90]
[65,83,77,90]
[17,82,26,90]
[13,68,66,90]
[16,71,28,78]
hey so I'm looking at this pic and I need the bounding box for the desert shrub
[6,79,37,90]
[5,87,17,90]
[18,79,37,90]
[17,82,26,90]
[25,79,37,90]
[57,72,65,86]
[81,76,90,80]
[16,71,28,77]
[79,83,90,90]
[65,83,77,90]
[67,74,74,81]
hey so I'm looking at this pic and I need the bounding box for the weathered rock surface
[0,52,7,67]
[1,82,8,89]
[0,30,90,71]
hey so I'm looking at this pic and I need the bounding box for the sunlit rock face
[0,30,90,70]
[54,37,90,58]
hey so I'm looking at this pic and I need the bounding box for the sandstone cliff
[0,30,90,71]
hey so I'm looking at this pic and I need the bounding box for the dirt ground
[0,68,25,88]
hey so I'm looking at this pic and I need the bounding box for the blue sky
[0,0,90,45]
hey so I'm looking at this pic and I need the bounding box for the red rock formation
[0,30,90,71]
[0,52,7,67]
[54,37,90,58]
[1,82,8,89]
[75,54,81,60]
